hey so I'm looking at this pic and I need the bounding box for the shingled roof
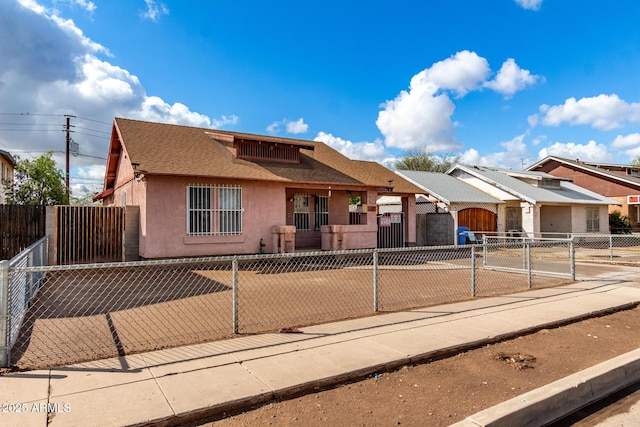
[102,118,423,194]
[527,155,640,189]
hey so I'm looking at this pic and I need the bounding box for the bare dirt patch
[189,305,640,427]
[10,261,567,370]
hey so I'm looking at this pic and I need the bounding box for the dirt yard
[188,304,640,427]
[10,258,568,370]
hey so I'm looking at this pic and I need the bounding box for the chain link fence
[572,233,640,264]
[1,240,580,370]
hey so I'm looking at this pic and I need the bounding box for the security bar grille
[187,184,242,235]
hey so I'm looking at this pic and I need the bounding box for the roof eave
[450,164,537,205]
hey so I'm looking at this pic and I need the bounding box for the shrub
[609,210,632,234]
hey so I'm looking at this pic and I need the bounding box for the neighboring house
[447,164,620,236]
[94,118,423,258]
[0,149,16,204]
[528,156,640,230]
[395,170,504,245]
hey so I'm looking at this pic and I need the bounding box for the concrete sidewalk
[2,271,640,427]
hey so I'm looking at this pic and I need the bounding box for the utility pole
[65,116,70,194]
[64,115,75,202]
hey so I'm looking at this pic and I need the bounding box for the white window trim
[187,184,243,236]
[586,207,600,232]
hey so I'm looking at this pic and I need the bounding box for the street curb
[451,347,640,427]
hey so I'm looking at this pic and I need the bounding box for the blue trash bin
[457,226,469,245]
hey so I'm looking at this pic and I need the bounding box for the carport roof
[449,164,621,206]
[395,170,503,205]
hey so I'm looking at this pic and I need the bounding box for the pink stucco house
[94,118,422,258]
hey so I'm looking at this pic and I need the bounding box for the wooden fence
[54,206,126,265]
[0,205,46,260]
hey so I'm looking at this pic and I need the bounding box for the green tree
[70,190,100,206]
[2,151,68,205]
[631,155,640,167]
[393,147,460,172]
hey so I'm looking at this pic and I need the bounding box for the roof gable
[395,170,502,205]
[0,149,16,166]
[449,164,619,206]
[528,155,640,189]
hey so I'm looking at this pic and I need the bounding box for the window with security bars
[187,184,242,235]
[294,194,310,231]
[314,195,329,230]
[586,207,600,232]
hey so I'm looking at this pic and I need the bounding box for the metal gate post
[471,245,476,296]
[482,235,487,267]
[28,252,34,303]
[570,237,576,281]
[526,241,532,288]
[1,260,9,367]
[609,235,613,263]
[232,257,239,334]
[373,250,379,312]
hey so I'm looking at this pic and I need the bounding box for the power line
[72,132,110,140]
[0,122,65,127]
[0,129,66,132]
[73,126,110,134]
[0,112,65,117]
[0,113,112,126]
[9,149,107,161]
[75,116,112,125]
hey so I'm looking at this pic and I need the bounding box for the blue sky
[2,0,640,198]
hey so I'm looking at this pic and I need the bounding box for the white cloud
[314,132,387,163]
[411,50,491,98]
[140,0,169,22]
[77,164,106,180]
[538,94,640,130]
[74,55,142,103]
[266,121,280,133]
[212,115,239,128]
[69,0,96,13]
[267,118,308,135]
[377,51,537,152]
[610,133,640,160]
[0,0,234,199]
[611,133,640,149]
[514,0,543,10]
[484,58,542,98]
[460,134,530,169]
[376,84,457,151]
[133,96,214,128]
[537,140,612,163]
[286,118,308,134]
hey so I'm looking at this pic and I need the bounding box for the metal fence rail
[571,233,640,264]
[1,236,48,367]
[482,236,574,281]
[1,241,577,370]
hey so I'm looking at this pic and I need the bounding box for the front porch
[276,187,415,253]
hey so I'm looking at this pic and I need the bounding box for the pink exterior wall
[139,176,286,258]
[104,166,417,257]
